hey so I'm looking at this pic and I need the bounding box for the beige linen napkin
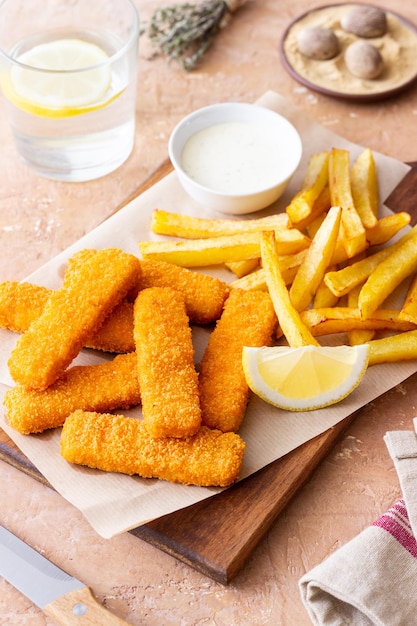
[299,499,417,626]
[384,419,417,541]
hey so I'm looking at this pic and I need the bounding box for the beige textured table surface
[1,1,417,624]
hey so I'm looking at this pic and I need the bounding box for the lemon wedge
[8,39,112,118]
[242,344,369,411]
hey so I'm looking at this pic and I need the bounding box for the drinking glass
[0,0,140,182]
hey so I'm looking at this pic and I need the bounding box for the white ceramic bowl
[168,102,302,215]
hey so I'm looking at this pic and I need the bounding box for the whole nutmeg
[341,5,387,38]
[345,40,384,79]
[297,26,340,60]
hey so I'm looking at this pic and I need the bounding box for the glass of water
[0,0,140,182]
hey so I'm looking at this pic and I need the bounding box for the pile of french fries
[140,147,417,366]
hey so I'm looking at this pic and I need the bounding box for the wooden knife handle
[43,586,130,625]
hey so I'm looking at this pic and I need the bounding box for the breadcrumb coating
[0,259,228,358]
[60,411,245,487]
[0,281,50,332]
[134,287,201,438]
[8,248,141,390]
[199,288,277,432]
[0,281,135,353]
[86,300,134,353]
[4,353,140,434]
[138,259,229,324]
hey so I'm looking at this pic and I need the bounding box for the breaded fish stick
[138,259,229,324]
[0,281,50,332]
[0,259,227,351]
[0,281,135,353]
[8,248,141,390]
[60,411,245,487]
[199,288,277,432]
[134,287,201,438]
[4,353,140,434]
[85,300,134,353]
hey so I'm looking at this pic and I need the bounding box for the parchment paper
[0,91,413,538]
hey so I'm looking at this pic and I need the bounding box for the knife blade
[0,524,130,625]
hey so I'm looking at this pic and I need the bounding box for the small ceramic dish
[168,102,302,215]
[280,4,417,102]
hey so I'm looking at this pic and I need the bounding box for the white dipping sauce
[181,121,289,194]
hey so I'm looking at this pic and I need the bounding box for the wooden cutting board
[1,161,417,584]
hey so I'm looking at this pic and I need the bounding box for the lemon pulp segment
[242,344,369,411]
[7,39,114,118]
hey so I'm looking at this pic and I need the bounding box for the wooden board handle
[43,586,130,626]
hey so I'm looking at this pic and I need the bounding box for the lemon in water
[242,344,369,411]
[7,38,113,118]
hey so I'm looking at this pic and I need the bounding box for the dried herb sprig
[146,0,247,71]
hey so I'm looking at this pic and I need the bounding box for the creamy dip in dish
[181,121,293,195]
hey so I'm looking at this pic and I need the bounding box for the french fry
[291,185,332,231]
[325,248,393,298]
[329,148,366,258]
[230,250,308,290]
[365,212,411,247]
[329,213,411,267]
[351,148,378,229]
[305,213,325,240]
[273,249,309,282]
[313,270,340,309]
[300,307,416,337]
[325,226,417,298]
[139,230,310,267]
[347,283,375,345]
[307,211,360,269]
[225,258,260,278]
[305,213,326,240]
[231,267,268,291]
[286,151,329,225]
[359,229,417,319]
[260,230,318,347]
[368,330,417,365]
[140,233,260,266]
[398,273,417,322]
[151,208,289,238]
[289,205,341,311]
[330,238,366,266]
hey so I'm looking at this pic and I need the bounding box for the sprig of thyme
[146,1,232,71]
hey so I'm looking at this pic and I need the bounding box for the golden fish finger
[60,411,245,487]
[138,258,229,324]
[86,300,134,353]
[134,287,201,438]
[199,288,277,432]
[0,281,135,353]
[0,281,49,332]
[8,248,141,390]
[4,353,140,435]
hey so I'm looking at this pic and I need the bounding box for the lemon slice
[8,39,112,118]
[242,344,369,411]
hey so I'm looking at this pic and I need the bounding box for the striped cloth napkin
[384,418,417,542]
[299,500,417,625]
[299,418,417,625]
